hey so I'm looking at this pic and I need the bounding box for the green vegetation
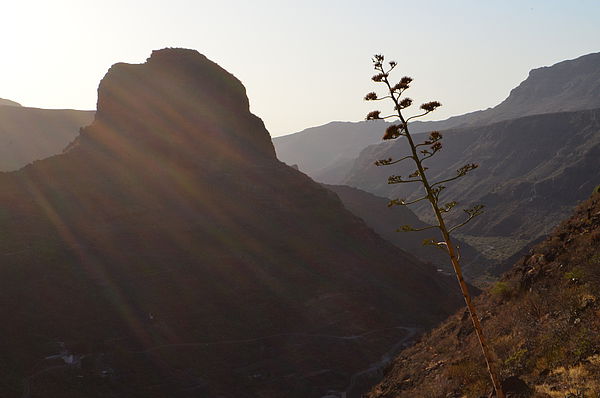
[564,266,585,281]
[490,281,513,299]
[364,54,505,397]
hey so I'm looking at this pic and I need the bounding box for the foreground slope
[368,192,600,397]
[0,49,463,398]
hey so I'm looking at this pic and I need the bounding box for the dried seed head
[366,110,382,120]
[398,97,413,109]
[372,73,388,82]
[383,124,401,140]
[364,92,378,101]
[420,101,442,112]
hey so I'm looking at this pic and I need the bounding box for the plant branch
[397,224,439,232]
[388,195,429,207]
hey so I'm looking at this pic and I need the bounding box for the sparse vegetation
[490,281,513,300]
[367,194,600,397]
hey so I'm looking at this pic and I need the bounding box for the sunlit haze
[2,0,599,137]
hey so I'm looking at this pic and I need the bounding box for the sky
[1,0,599,137]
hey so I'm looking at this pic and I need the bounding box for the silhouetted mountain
[0,104,93,170]
[325,184,489,278]
[367,192,600,397]
[273,51,600,184]
[0,49,464,398]
[345,108,600,270]
[0,98,21,107]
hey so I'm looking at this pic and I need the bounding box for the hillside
[0,49,465,398]
[0,98,22,107]
[345,108,600,270]
[273,120,389,180]
[273,51,600,185]
[367,191,600,397]
[325,184,489,278]
[0,105,94,170]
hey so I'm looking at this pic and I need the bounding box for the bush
[491,281,513,300]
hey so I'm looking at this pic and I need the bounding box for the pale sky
[1,0,599,137]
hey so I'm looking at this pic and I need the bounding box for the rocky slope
[367,191,600,398]
[0,49,464,398]
[345,108,600,271]
[0,104,93,170]
[273,51,600,185]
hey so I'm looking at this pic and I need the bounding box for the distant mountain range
[0,101,93,171]
[345,106,600,270]
[274,51,600,185]
[273,51,600,273]
[273,120,387,181]
[0,49,464,398]
[0,98,22,107]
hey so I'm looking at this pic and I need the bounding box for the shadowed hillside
[325,184,489,279]
[0,49,464,398]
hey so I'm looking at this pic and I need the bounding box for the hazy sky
[1,0,599,137]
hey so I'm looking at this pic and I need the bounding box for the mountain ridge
[273,51,600,185]
[0,98,21,107]
[344,107,600,271]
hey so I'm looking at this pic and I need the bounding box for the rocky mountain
[273,51,600,185]
[0,49,464,398]
[344,108,600,270]
[0,104,94,170]
[325,184,489,278]
[367,191,600,397]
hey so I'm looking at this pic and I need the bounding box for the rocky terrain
[345,108,600,270]
[367,190,600,397]
[0,49,465,398]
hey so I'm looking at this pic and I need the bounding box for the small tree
[364,54,505,398]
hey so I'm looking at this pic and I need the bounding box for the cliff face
[0,49,463,398]
[367,192,600,398]
[71,48,275,165]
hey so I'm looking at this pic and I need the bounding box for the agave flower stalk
[365,54,505,398]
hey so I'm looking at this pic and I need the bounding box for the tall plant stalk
[365,54,505,398]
